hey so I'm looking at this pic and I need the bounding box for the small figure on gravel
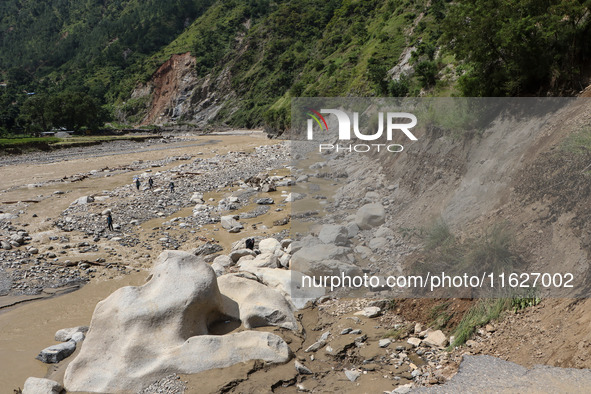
[169,181,175,192]
[136,178,141,190]
[148,177,154,189]
[245,238,255,250]
[107,212,114,231]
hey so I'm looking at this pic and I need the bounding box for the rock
[190,192,204,203]
[212,255,234,268]
[28,247,39,254]
[72,195,94,206]
[284,193,303,202]
[379,338,392,348]
[23,377,63,394]
[414,323,423,334]
[237,253,279,270]
[355,203,386,229]
[354,306,381,318]
[55,326,89,342]
[221,215,243,230]
[465,339,478,347]
[318,224,349,246]
[1,240,12,250]
[485,324,495,333]
[341,328,352,335]
[291,244,361,278]
[280,238,292,249]
[229,248,256,263]
[295,360,313,375]
[259,238,281,254]
[0,213,17,221]
[393,384,412,393]
[255,197,274,205]
[423,330,448,348]
[10,234,25,245]
[36,340,77,363]
[346,222,359,238]
[239,268,324,309]
[278,253,290,268]
[71,332,85,343]
[290,235,322,254]
[101,208,112,216]
[64,251,291,393]
[296,175,308,183]
[369,237,388,250]
[211,261,226,277]
[261,183,276,193]
[375,226,394,238]
[407,337,422,347]
[217,275,298,331]
[344,369,361,382]
[192,242,223,256]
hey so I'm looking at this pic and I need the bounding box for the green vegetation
[560,128,591,155]
[428,301,453,330]
[2,0,591,135]
[450,298,511,347]
[0,134,155,153]
[444,1,591,96]
[420,220,521,276]
[449,291,541,347]
[383,323,414,340]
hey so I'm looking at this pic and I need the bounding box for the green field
[0,135,158,154]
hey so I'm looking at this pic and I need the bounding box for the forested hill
[1,0,591,135]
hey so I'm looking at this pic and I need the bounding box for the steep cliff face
[132,52,235,128]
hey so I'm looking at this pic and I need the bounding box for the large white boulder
[221,215,243,230]
[318,224,349,246]
[64,251,292,393]
[217,274,298,331]
[23,377,63,394]
[291,244,361,278]
[259,238,281,254]
[355,203,386,229]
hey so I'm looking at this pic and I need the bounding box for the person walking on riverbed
[169,181,175,193]
[107,212,114,231]
[148,177,154,189]
[136,178,141,190]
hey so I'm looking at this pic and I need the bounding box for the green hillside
[1,0,590,135]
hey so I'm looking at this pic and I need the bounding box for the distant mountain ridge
[1,0,590,134]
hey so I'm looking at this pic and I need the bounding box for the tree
[443,0,591,96]
[19,91,108,132]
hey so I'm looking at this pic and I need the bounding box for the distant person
[169,181,175,192]
[136,178,141,190]
[107,212,114,231]
[148,177,154,189]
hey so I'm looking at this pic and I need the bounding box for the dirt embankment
[371,99,591,369]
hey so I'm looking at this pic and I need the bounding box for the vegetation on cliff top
[1,0,591,134]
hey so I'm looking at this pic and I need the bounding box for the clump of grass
[0,137,61,148]
[560,128,591,155]
[424,220,454,251]
[449,292,542,348]
[383,323,413,340]
[449,298,511,348]
[461,222,518,275]
[428,301,453,330]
